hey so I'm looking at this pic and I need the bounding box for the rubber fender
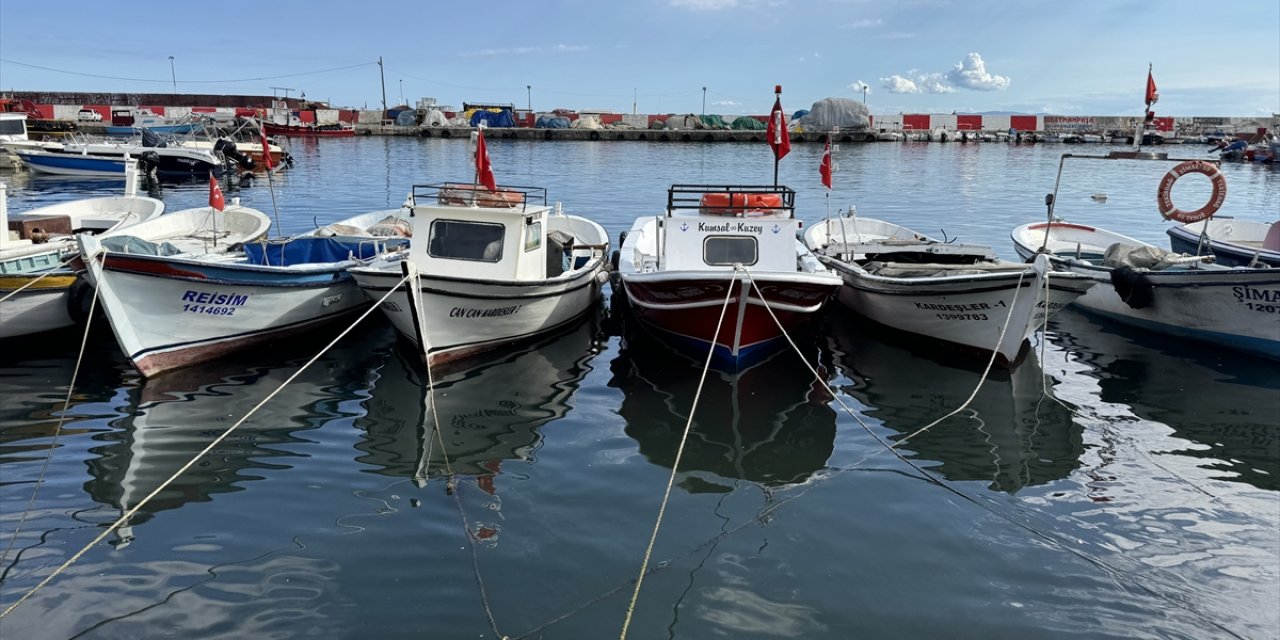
[1109,266,1154,309]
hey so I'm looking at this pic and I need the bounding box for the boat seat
[1263,222,1280,251]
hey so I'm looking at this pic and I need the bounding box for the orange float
[438,184,525,208]
[699,192,783,215]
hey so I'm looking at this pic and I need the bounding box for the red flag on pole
[475,127,497,192]
[766,86,790,161]
[1145,68,1158,106]
[258,122,273,172]
[208,172,225,211]
[819,136,832,189]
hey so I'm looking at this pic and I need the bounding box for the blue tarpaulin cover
[470,109,516,128]
[242,237,403,266]
[536,115,571,128]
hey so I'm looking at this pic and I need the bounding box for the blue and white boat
[78,206,410,377]
[104,108,198,137]
[1166,218,1280,268]
[12,138,227,179]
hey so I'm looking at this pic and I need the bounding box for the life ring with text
[1157,160,1226,224]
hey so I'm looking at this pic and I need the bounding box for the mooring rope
[0,272,412,620]
[0,255,104,570]
[0,250,79,305]
[617,266,739,640]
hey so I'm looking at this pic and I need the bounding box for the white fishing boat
[350,182,609,367]
[1011,219,1280,360]
[78,204,408,377]
[805,211,1096,366]
[1011,139,1280,360]
[0,171,165,338]
[1166,218,1280,267]
[614,184,840,369]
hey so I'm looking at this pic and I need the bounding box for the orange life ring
[1156,160,1226,224]
[699,192,783,215]
[438,184,525,208]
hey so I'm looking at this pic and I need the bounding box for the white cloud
[814,52,821,59]
[880,71,954,94]
[461,44,588,57]
[669,0,738,9]
[881,53,1010,93]
[844,18,883,28]
[712,100,740,106]
[849,80,872,95]
[944,52,1011,91]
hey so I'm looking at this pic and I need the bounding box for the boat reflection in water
[83,326,395,546]
[354,312,604,493]
[1049,309,1280,491]
[827,309,1083,494]
[609,327,836,493]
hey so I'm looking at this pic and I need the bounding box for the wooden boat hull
[620,270,838,369]
[823,254,1091,366]
[0,271,78,338]
[78,248,371,377]
[351,258,607,367]
[1059,259,1280,360]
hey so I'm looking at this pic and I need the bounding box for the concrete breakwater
[358,125,876,143]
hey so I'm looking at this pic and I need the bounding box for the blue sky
[1,0,1276,117]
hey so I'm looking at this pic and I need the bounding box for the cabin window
[0,119,24,136]
[703,236,758,266]
[524,221,542,252]
[427,219,505,262]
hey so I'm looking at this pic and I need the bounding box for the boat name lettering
[914,302,990,312]
[1232,286,1279,304]
[449,305,522,319]
[181,290,249,306]
[697,222,763,234]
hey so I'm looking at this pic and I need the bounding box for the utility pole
[168,56,176,93]
[702,86,706,114]
[378,56,387,115]
[526,85,531,111]
[862,85,867,105]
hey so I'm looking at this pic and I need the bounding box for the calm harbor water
[1,138,1278,639]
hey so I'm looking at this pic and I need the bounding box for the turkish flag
[208,173,225,211]
[819,137,832,189]
[475,128,497,191]
[1145,70,1158,106]
[767,95,790,160]
[259,121,273,171]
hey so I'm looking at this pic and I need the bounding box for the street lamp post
[168,56,176,93]
[399,79,403,106]
[526,85,531,111]
[862,85,867,104]
[702,86,706,114]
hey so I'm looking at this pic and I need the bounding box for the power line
[0,58,378,84]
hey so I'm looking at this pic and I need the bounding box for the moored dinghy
[1166,218,1280,267]
[78,179,411,376]
[614,184,841,368]
[806,211,1096,366]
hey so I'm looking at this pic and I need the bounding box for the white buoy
[124,156,139,197]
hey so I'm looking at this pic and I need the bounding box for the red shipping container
[957,114,982,130]
[1010,115,1038,131]
[299,110,316,123]
[903,114,930,131]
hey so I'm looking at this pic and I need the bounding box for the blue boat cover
[470,109,516,128]
[535,115,570,128]
[242,237,402,267]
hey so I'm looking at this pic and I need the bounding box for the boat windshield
[703,236,758,266]
[428,219,505,262]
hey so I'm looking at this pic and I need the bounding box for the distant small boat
[1166,218,1280,267]
[104,108,197,136]
[262,121,355,137]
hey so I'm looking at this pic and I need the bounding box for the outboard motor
[213,139,255,170]
[137,151,161,177]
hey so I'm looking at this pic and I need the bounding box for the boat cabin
[405,183,564,281]
[0,113,28,143]
[656,184,802,272]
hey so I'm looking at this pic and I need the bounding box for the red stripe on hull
[262,123,355,137]
[101,255,208,280]
[624,277,834,353]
